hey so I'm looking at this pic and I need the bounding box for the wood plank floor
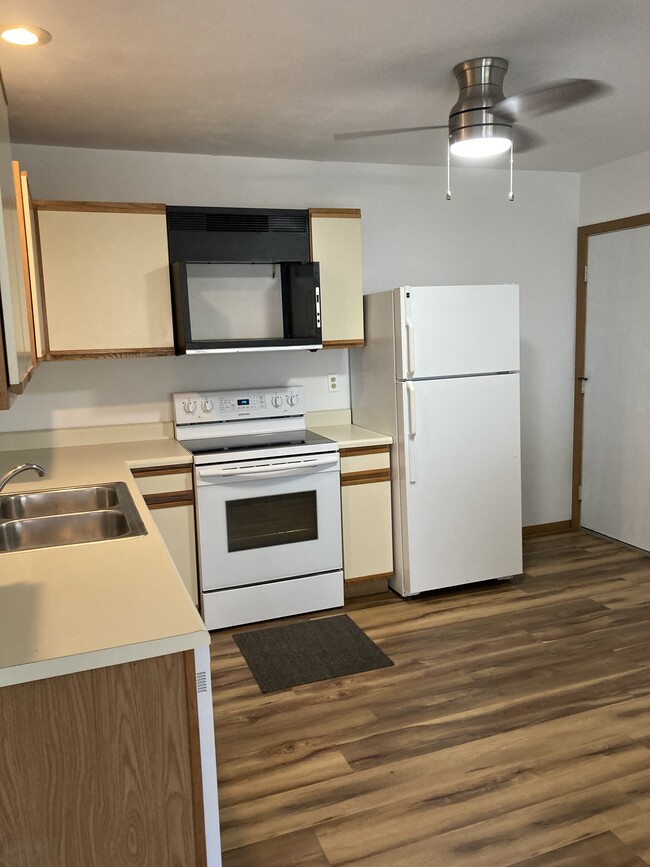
[210,531,650,866]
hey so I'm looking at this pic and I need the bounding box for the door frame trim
[571,211,650,529]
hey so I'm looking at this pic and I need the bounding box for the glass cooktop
[178,429,336,457]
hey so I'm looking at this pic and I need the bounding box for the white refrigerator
[350,284,523,597]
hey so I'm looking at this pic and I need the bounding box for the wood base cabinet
[131,465,198,605]
[35,201,174,358]
[0,647,221,867]
[309,208,364,349]
[340,445,393,584]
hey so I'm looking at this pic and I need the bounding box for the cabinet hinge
[578,485,583,501]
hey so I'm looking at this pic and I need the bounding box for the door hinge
[578,485,583,501]
[584,264,588,283]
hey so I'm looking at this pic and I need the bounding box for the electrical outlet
[327,374,339,393]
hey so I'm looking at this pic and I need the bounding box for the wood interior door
[578,220,650,551]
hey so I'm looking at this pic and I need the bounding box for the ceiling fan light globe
[449,136,512,158]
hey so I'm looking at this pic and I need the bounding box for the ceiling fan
[334,56,610,161]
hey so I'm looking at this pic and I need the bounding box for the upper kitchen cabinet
[35,201,175,357]
[16,166,48,362]
[0,80,34,408]
[309,208,364,348]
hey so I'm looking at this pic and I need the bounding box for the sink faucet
[0,463,46,493]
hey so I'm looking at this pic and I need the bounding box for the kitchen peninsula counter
[0,438,206,688]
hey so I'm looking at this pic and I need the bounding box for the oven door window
[226,490,317,553]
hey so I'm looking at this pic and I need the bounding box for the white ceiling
[0,0,649,172]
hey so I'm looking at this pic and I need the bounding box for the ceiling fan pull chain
[446,138,452,200]
[509,141,515,201]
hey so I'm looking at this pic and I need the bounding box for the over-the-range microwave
[167,206,322,354]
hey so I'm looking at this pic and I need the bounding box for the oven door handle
[197,454,339,482]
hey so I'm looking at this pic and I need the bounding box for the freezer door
[395,374,522,595]
[394,285,520,379]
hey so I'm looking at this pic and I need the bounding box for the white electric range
[174,386,343,629]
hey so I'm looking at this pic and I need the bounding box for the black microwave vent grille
[167,212,307,234]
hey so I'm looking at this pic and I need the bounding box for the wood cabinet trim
[34,200,166,215]
[12,162,38,371]
[23,174,50,359]
[47,347,175,359]
[8,366,34,395]
[345,571,393,584]
[309,208,361,219]
[131,464,192,478]
[0,323,10,409]
[323,339,365,349]
[31,206,51,357]
[340,445,391,459]
[183,651,208,867]
[144,491,194,509]
[341,468,391,486]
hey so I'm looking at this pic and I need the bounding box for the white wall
[580,149,650,225]
[4,145,580,526]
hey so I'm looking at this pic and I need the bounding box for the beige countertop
[308,423,392,449]
[0,438,207,688]
[0,423,390,688]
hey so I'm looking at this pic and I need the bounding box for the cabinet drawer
[340,445,390,480]
[131,465,193,504]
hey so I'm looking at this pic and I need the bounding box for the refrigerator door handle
[405,317,416,378]
[406,382,416,483]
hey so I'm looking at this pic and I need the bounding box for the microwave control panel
[173,386,304,424]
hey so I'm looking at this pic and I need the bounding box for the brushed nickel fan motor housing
[448,57,513,148]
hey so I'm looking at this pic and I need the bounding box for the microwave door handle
[315,284,321,330]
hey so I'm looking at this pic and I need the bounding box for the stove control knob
[183,400,197,415]
[201,399,214,413]
[287,392,299,407]
[271,394,284,408]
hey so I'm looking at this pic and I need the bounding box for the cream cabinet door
[131,466,198,604]
[36,203,174,355]
[149,504,199,605]
[341,481,393,581]
[340,446,393,582]
[0,86,32,398]
[19,171,48,360]
[309,209,364,348]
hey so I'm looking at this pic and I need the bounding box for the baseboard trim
[523,520,573,537]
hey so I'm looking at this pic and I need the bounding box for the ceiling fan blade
[334,124,447,141]
[495,79,611,123]
[513,125,545,153]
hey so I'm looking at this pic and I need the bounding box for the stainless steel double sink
[0,482,147,553]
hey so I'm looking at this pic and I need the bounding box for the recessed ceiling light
[1,25,51,46]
